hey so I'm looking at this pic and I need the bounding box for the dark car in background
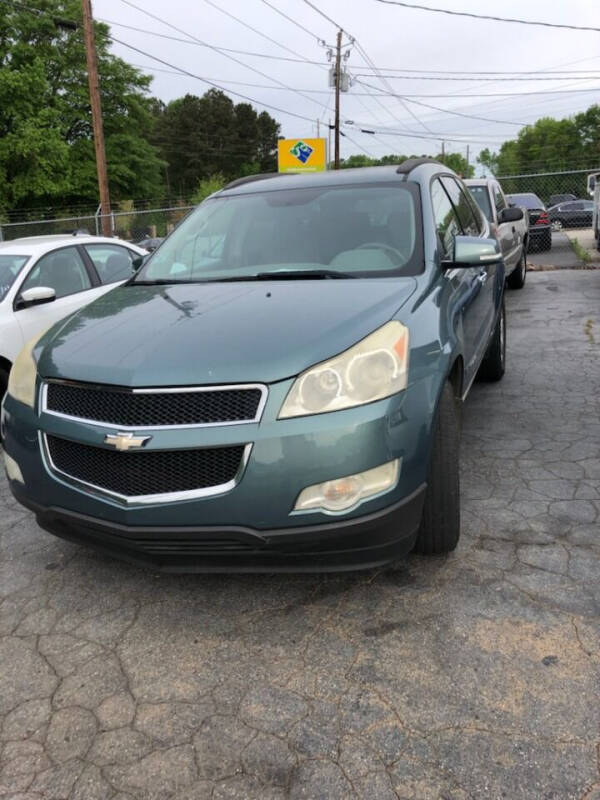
[548,199,593,231]
[506,193,551,252]
[548,193,576,207]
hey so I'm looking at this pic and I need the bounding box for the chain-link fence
[496,168,599,210]
[0,205,195,242]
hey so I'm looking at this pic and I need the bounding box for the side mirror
[132,254,149,271]
[16,286,56,309]
[498,206,524,223]
[443,235,502,269]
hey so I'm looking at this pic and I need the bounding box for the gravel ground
[1,269,599,800]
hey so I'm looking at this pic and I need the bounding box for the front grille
[46,435,246,499]
[45,382,264,427]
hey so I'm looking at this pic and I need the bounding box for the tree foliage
[476,106,600,200]
[152,91,280,198]
[338,151,474,176]
[0,0,165,214]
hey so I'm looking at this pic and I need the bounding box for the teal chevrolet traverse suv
[1,159,506,572]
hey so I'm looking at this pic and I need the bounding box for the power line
[257,0,322,41]
[101,18,329,65]
[356,78,527,126]
[200,0,315,65]
[299,0,348,34]
[110,34,318,125]
[374,0,600,33]
[352,73,600,82]
[118,0,326,111]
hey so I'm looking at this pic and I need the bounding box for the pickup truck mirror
[443,235,502,269]
[15,286,56,310]
[498,206,524,223]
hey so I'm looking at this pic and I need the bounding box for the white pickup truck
[465,178,529,289]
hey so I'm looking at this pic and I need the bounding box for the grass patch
[570,237,591,264]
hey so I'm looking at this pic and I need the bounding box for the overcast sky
[96,0,600,171]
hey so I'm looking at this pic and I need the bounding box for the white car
[0,233,147,401]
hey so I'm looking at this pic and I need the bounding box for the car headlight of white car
[7,330,47,409]
[279,321,409,418]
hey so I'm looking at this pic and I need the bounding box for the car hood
[38,279,417,386]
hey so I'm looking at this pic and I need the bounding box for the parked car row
[2,158,510,572]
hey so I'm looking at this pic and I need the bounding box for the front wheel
[413,381,461,555]
[552,220,563,232]
[507,247,526,290]
[477,301,506,382]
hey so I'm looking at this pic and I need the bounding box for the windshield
[135,183,422,283]
[467,186,493,221]
[507,194,545,210]
[0,254,29,302]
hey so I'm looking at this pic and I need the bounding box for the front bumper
[2,372,438,572]
[10,481,425,572]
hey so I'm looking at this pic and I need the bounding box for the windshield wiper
[131,279,203,286]
[132,270,355,286]
[251,269,355,280]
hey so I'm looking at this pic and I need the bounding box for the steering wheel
[355,242,406,264]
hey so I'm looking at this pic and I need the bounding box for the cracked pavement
[1,269,599,800]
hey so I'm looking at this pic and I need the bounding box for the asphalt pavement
[527,230,585,269]
[1,270,599,799]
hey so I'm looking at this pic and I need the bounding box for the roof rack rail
[224,172,293,191]
[396,157,443,175]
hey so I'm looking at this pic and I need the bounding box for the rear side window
[85,244,135,284]
[431,179,462,259]
[467,185,492,221]
[441,177,481,235]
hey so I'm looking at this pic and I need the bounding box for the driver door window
[21,247,92,299]
[431,179,462,259]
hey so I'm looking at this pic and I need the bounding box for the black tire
[507,247,526,290]
[413,381,461,555]
[477,301,506,382]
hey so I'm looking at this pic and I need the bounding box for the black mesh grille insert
[46,436,246,498]
[46,382,263,427]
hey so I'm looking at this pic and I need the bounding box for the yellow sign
[278,138,327,173]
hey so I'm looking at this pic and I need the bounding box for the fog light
[293,459,400,514]
[3,451,24,484]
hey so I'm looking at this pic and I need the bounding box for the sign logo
[278,137,326,173]
[289,140,314,165]
[104,432,152,451]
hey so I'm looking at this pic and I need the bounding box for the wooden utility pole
[334,29,342,170]
[82,0,111,236]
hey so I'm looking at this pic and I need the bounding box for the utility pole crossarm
[82,0,111,237]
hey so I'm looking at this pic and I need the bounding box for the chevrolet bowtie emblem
[104,432,152,451]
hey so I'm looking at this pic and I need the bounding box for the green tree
[153,91,280,194]
[435,152,474,178]
[0,0,165,214]
[190,174,226,204]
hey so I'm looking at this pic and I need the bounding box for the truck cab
[465,178,528,289]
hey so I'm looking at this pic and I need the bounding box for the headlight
[7,330,46,408]
[279,321,409,418]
